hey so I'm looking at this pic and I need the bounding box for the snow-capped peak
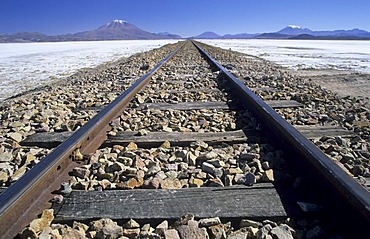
[108,20,127,25]
[288,25,301,29]
[114,20,126,23]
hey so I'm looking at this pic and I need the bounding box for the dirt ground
[291,69,370,106]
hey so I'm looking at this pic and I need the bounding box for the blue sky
[1,0,370,37]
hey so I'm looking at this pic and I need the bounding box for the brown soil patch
[292,69,370,105]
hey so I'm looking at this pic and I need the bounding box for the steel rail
[192,41,370,223]
[0,42,184,239]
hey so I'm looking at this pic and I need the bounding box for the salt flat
[200,39,370,101]
[199,39,370,73]
[0,40,179,100]
[1,39,370,101]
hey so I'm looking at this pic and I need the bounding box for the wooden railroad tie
[52,183,299,222]
[22,125,354,149]
[73,100,303,112]
[22,130,264,149]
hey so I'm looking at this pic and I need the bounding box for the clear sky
[1,0,370,37]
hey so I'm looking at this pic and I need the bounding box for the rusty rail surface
[0,43,184,239]
[192,40,370,223]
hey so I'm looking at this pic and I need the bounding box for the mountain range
[194,25,370,40]
[0,20,181,42]
[1,21,370,43]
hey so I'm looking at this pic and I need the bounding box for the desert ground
[293,68,370,105]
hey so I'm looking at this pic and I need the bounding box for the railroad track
[0,40,369,238]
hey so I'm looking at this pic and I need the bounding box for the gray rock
[90,218,123,239]
[238,173,256,186]
[164,229,180,239]
[123,167,138,176]
[224,174,233,186]
[262,220,277,228]
[177,220,208,239]
[0,171,8,184]
[262,169,274,182]
[199,151,218,161]
[202,162,216,174]
[38,227,53,239]
[144,176,162,189]
[122,228,140,238]
[137,129,149,136]
[207,159,225,168]
[262,161,270,170]
[59,182,72,195]
[179,162,189,171]
[297,202,323,212]
[234,173,245,183]
[207,178,224,187]
[51,194,64,204]
[161,178,182,189]
[123,219,140,229]
[0,163,13,174]
[140,223,152,233]
[239,153,257,161]
[214,168,224,178]
[226,167,243,175]
[165,163,178,171]
[123,151,137,159]
[0,151,12,162]
[173,214,195,227]
[256,224,272,239]
[341,153,355,163]
[147,165,161,175]
[335,136,350,147]
[155,220,168,236]
[227,231,247,239]
[7,132,23,142]
[186,152,197,166]
[139,63,150,71]
[270,225,293,239]
[240,219,262,228]
[72,167,90,179]
[199,217,221,227]
[108,162,126,172]
[252,160,264,173]
[209,224,226,239]
[58,227,85,239]
[10,165,27,182]
[175,150,188,159]
[189,177,204,187]
[165,170,178,179]
[351,165,365,176]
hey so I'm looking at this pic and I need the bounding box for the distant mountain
[194,31,221,39]
[252,33,291,39]
[0,20,182,43]
[157,32,182,38]
[289,34,317,39]
[194,32,258,39]
[0,32,47,42]
[254,25,370,39]
[68,20,173,40]
[290,34,370,40]
[192,25,370,40]
[313,28,370,37]
[276,25,313,35]
[221,33,259,39]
